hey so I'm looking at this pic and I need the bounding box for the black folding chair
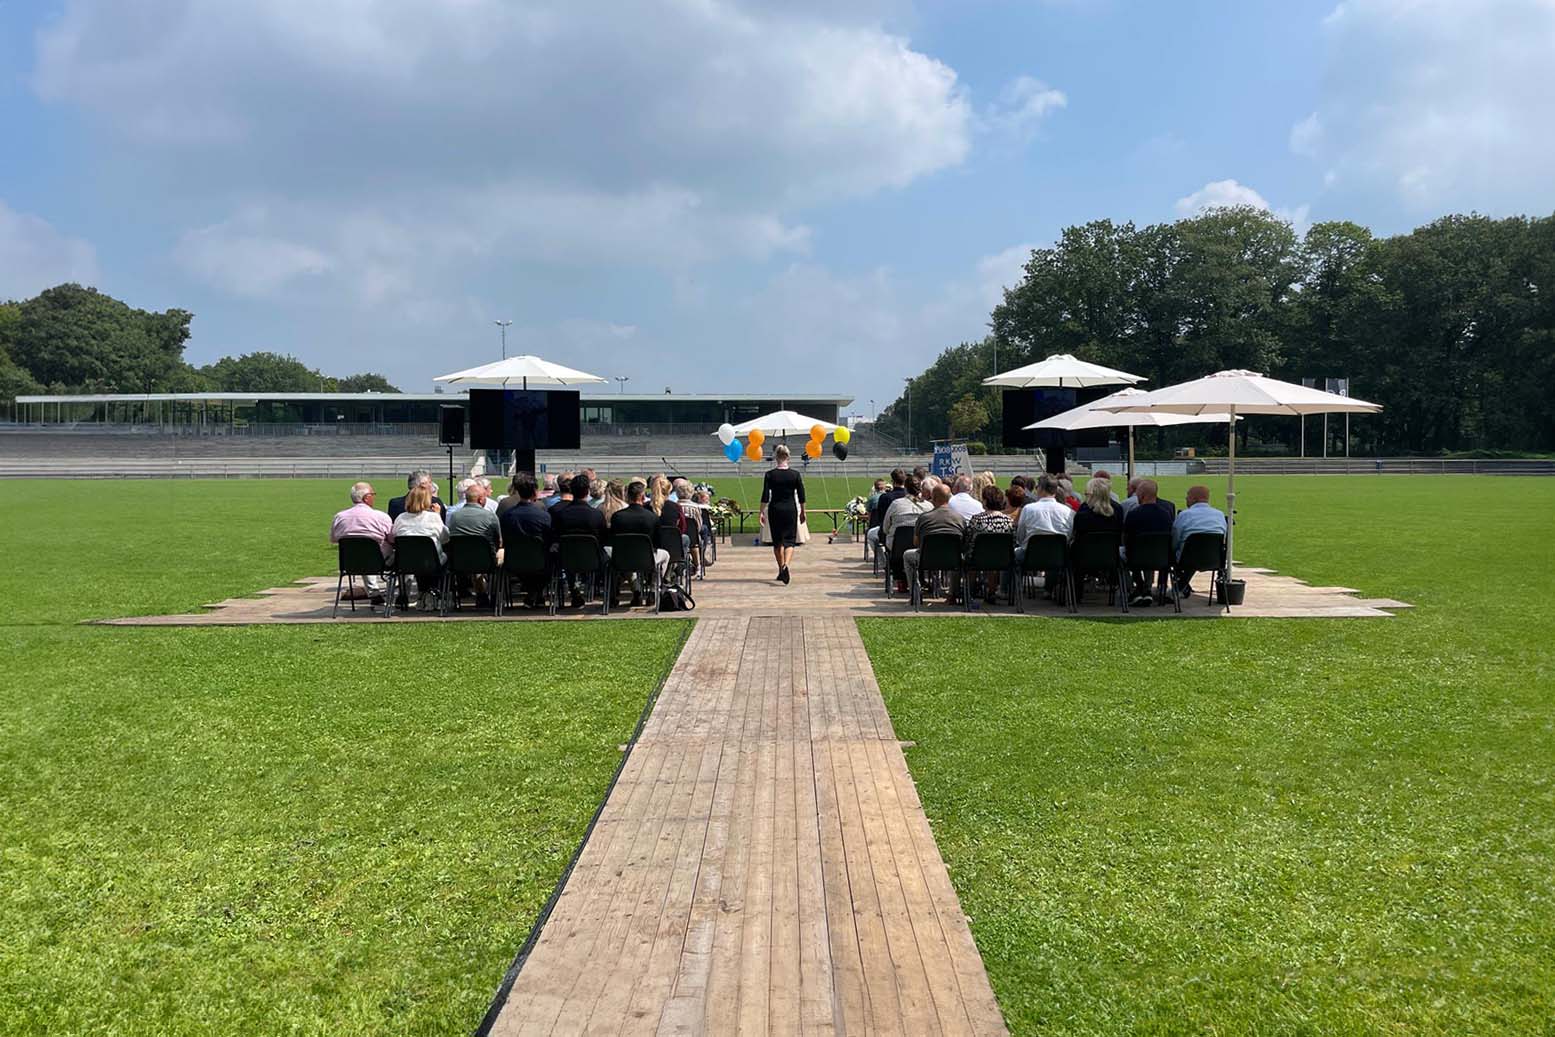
[883,524,917,596]
[1177,531,1228,610]
[333,536,387,617]
[555,535,607,616]
[386,535,444,617]
[1017,533,1073,614]
[1124,531,1179,613]
[497,534,550,616]
[609,533,662,613]
[1070,531,1127,612]
[655,525,691,594]
[442,535,499,616]
[910,532,965,612]
[962,531,1015,611]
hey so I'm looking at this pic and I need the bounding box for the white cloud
[1297,0,1555,212]
[983,76,1067,139]
[173,209,333,298]
[1175,179,1311,233]
[0,200,99,299]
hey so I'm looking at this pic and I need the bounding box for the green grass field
[860,476,1555,1034]
[0,478,690,1035]
[3,473,1552,1033]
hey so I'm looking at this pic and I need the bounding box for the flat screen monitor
[1002,388,1109,449]
[467,389,581,450]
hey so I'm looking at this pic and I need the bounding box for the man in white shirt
[946,475,981,520]
[444,478,477,519]
[477,477,498,512]
[1015,475,1074,547]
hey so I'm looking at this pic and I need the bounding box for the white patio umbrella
[1100,369,1381,594]
[433,354,608,389]
[717,410,839,438]
[983,352,1145,389]
[1027,387,1237,481]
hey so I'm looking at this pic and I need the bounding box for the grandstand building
[11,391,852,437]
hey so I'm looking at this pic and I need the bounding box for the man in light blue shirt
[1171,485,1227,594]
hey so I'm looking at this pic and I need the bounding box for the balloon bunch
[804,424,826,460]
[745,427,765,461]
[716,423,743,463]
[833,424,851,460]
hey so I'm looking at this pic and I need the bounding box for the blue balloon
[724,438,743,462]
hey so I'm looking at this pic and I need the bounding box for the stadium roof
[17,391,854,405]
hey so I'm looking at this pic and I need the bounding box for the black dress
[761,467,805,548]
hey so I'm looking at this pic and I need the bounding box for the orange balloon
[809,424,825,442]
[745,440,763,461]
[748,428,766,446]
[804,439,823,459]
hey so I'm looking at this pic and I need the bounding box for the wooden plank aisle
[488,616,1007,1036]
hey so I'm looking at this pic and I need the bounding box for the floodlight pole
[494,319,513,360]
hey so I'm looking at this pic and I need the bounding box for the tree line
[877,208,1555,455]
[0,283,398,402]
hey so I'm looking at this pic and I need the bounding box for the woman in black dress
[760,443,806,584]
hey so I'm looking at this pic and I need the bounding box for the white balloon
[717,423,736,445]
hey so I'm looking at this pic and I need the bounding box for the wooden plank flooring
[488,616,1007,1036]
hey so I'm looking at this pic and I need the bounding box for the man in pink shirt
[329,482,394,598]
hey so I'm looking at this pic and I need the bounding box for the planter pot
[1215,578,1247,606]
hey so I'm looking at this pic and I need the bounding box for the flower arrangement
[844,495,870,519]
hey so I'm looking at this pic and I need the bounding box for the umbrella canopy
[717,410,839,438]
[983,353,1145,389]
[1029,387,1237,484]
[1095,369,1380,416]
[1026,388,1235,430]
[1097,370,1382,604]
[433,355,608,388]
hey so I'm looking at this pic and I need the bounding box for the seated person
[946,475,981,520]
[1171,484,1228,596]
[552,472,607,607]
[866,468,908,564]
[671,477,698,568]
[1073,477,1124,536]
[902,484,965,601]
[965,484,1014,604]
[1014,475,1074,594]
[1123,478,1175,606]
[443,478,476,518]
[447,478,503,606]
[866,478,887,516]
[498,472,553,607]
[387,469,444,522]
[609,480,670,606]
[329,481,394,601]
[881,474,931,588]
[389,483,449,607]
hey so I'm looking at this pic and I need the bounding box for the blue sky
[3,0,1554,412]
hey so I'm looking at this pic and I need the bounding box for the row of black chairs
[333,527,694,618]
[872,525,1228,613]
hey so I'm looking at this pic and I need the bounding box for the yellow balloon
[748,428,765,446]
[809,424,825,442]
[834,425,852,445]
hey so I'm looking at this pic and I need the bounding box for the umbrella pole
[1225,407,1236,605]
[1127,427,1135,483]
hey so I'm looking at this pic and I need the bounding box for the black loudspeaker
[438,405,466,446]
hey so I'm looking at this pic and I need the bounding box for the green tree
[200,352,337,393]
[336,372,400,393]
[947,393,989,439]
[8,284,194,391]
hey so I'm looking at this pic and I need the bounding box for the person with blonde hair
[389,482,450,607]
[599,480,627,522]
[1073,476,1123,538]
[760,443,806,583]
[971,471,995,499]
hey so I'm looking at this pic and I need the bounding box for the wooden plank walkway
[487,616,1007,1036]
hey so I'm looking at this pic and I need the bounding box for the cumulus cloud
[1296,0,1555,212]
[1175,179,1311,232]
[0,200,99,299]
[33,0,977,314]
